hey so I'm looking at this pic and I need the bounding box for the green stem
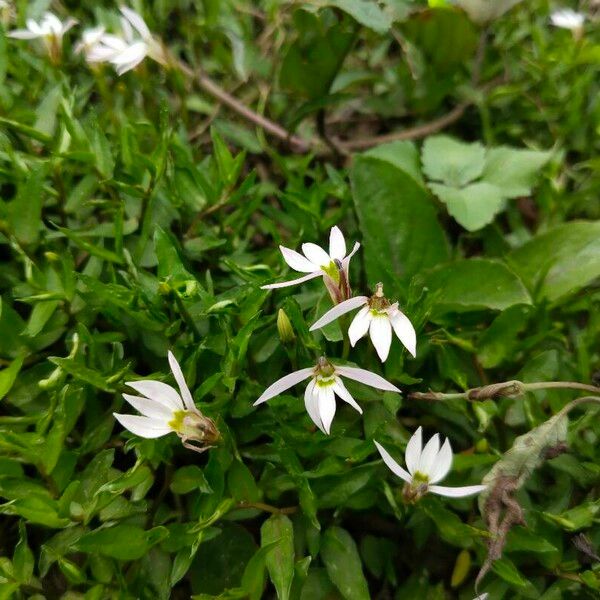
[173,293,201,342]
[410,380,600,402]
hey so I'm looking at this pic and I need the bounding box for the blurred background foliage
[0,0,599,598]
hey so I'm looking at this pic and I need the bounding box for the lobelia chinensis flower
[375,427,486,503]
[550,8,586,32]
[254,356,400,434]
[8,12,77,62]
[310,282,416,362]
[83,7,168,75]
[262,226,360,304]
[113,351,219,453]
[74,26,107,62]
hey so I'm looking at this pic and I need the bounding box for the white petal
[389,308,417,358]
[310,296,368,331]
[418,434,440,478]
[279,245,318,273]
[429,484,486,498]
[61,18,78,34]
[120,6,152,39]
[122,394,173,420]
[318,385,336,435]
[374,441,412,484]
[98,34,129,51]
[26,19,43,35]
[332,377,362,414]
[87,44,121,63]
[125,380,184,411]
[261,271,322,289]
[341,241,360,272]
[369,316,392,362]
[328,226,346,261]
[254,368,314,405]
[301,242,331,267]
[111,41,147,65]
[168,351,195,411]
[405,426,422,476]
[335,365,400,393]
[429,439,453,484]
[304,379,324,432]
[8,30,41,39]
[43,13,63,34]
[113,413,171,438]
[348,306,371,346]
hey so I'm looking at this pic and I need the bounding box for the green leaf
[9,164,47,245]
[351,155,449,289]
[171,465,213,495]
[320,0,392,33]
[48,357,116,393]
[481,146,552,198]
[13,522,34,583]
[261,514,295,600]
[425,258,531,314]
[422,135,486,186]
[509,221,600,302]
[429,182,505,231]
[0,355,25,401]
[321,527,370,600]
[280,13,355,100]
[76,525,167,561]
[241,541,280,600]
[89,115,115,179]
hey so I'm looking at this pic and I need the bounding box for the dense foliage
[0,1,599,598]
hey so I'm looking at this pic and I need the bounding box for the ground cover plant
[0,0,599,598]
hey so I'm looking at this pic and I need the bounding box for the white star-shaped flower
[550,8,585,30]
[113,351,219,453]
[262,226,360,303]
[254,356,400,434]
[8,12,77,61]
[375,427,486,501]
[84,7,168,75]
[310,283,416,362]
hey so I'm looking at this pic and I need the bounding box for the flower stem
[173,293,201,342]
[409,380,600,402]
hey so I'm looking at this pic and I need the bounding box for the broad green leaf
[363,140,424,187]
[171,465,213,495]
[429,182,505,231]
[241,541,280,600]
[319,0,392,33]
[403,8,478,69]
[321,527,370,600]
[280,13,355,99]
[351,156,449,289]
[481,146,552,198]
[261,514,295,600]
[76,525,167,560]
[509,221,600,302]
[422,136,486,186]
[425,258,531,313]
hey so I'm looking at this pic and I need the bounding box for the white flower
[254,356,400,434]
[550,8,585,30]
[113,351,219,453]
[310,282,416,362]
[262,226,360,303]
[8,12,77,61]
[84,7,168,75]
[375,427,486,501]
[74,26,107,60]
